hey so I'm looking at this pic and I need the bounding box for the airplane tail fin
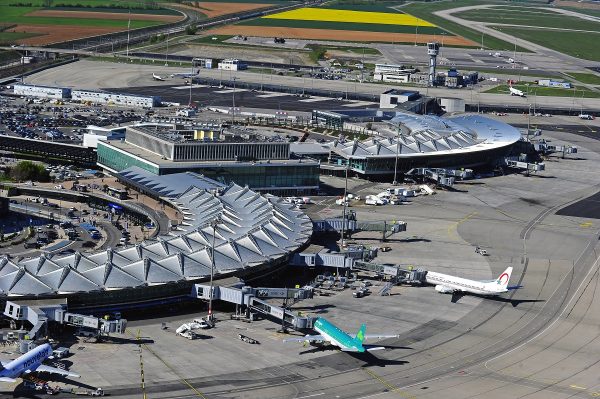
[355,324,367,343]
[496,267,513,287]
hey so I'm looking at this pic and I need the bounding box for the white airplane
[170,72,197,79]
[152,73,166,81]
[283,317,398,352]
[0,343,80,383]
[509,85,525,97]
[426,267,515,302]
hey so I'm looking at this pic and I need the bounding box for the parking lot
[0,95,143,143]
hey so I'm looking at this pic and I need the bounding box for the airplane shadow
[300,345,410,367]
[292,304,336,314]
[485,296,546,308]
[347,351,410,368]
[44,375,98,390]
[6,376,98,398]
[454,292,546,308]
[101,335,154,345]
[9,385,46,399]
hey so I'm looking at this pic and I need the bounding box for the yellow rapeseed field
[264,7,435,27]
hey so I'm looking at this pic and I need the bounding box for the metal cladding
[330,113,522,158]
[0,183,312,297]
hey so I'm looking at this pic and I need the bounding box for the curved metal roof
[0,183,312,297]
[331,113,521,159]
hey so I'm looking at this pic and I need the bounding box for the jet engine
[435,285,453,294]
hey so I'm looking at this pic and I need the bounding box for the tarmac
[3,122,599,398]
[22,60,600,111]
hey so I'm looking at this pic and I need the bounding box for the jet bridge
[406,168,473,187]
[353,261,427,284]
[505,158,545,173]
[3,300,127,340]
[191,284,316,330]
[313,211,407,240]
[533,141,578,158]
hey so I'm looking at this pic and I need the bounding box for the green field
[564,72,600,85]
[493,26,600,62]
[5,0,168,8]
[191,0,290,2]
[50,6,181,15]
[0,0,174,37]
[316,45,381,55]
[240,18,445,35]
[485,84,600,98]
[0,32,40,44]
[559,7,600,18]
[0,49,21,61]
[0,8,162,28]
[191,34,233,44]
[458,7,600,32]
[399,0,531,51]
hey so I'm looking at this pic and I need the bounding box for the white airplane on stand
[426,267,517,303]
[152,73,166,81]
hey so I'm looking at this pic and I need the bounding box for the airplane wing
[0,377,16,383]
[35,364,80,378]
[283,335,325,343]
[364,346,386,352]
[350,334,399,340]
[339,345,386,352]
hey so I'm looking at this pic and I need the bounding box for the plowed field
[26,9,183,22]
[6,24,119,45]
[185,2,270,18]
[210,26,476,45]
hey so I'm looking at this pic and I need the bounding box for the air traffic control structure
[427,42,439,87]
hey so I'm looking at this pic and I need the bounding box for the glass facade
[329,146,512,176]
[97,143,159,175]
[181,164,320,191]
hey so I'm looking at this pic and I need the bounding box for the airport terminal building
[307,113,523,177]
[0,177,312,308]
[97,126,320,195]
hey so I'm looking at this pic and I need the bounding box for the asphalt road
[107,84,374,112]
[24,60,600,111]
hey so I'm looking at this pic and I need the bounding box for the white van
[53,347,70,358]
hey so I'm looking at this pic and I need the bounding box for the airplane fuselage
[426,271,508,296]
[314,319,364,352]
[1,343,52,379]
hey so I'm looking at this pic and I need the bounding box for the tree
[185,24,197,35]
[9,161,50,182]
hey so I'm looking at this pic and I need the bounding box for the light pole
[393,122,400,185]
[414,26,418,47]
[231,77,238,124]
[441,33,445,57]
[164,31,169,66]
[208,217,220,322]
[339,158,349,252]
[527,103,531,140]
[126,12,131,57]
